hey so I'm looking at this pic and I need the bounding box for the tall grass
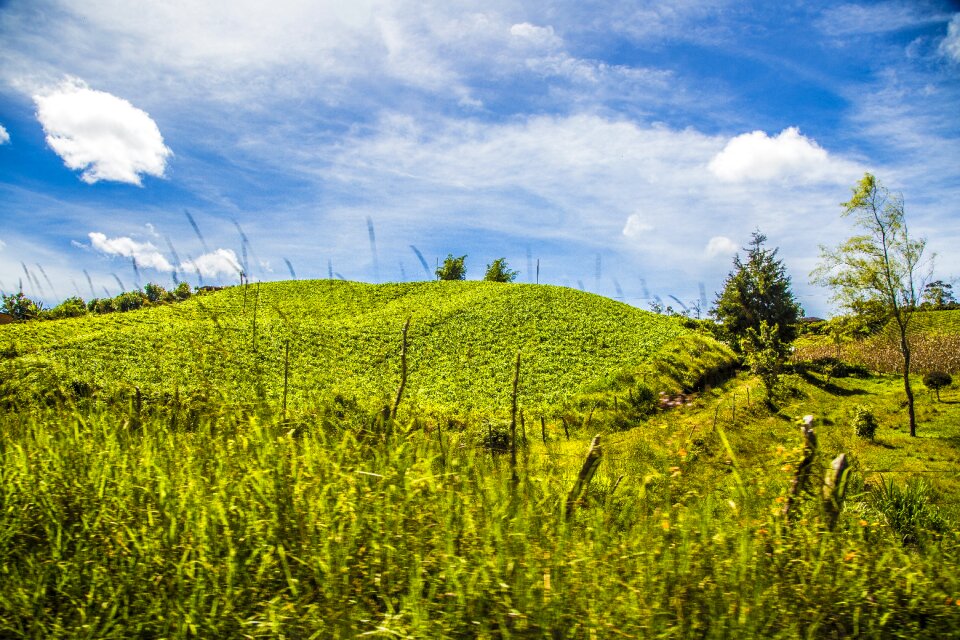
[1,401,957,638]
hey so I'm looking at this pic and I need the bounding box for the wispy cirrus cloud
[0,124,9,145]
[34,79,172,185]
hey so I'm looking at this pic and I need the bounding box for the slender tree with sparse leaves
[812,173,930,437]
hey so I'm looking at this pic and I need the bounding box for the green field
[1,283,959,638]
[1,281,723,420]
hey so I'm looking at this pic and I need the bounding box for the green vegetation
[436,254,467,281]
[2,281,959,637]
[483,257,519,283]
[814,173,928,436]
[712,231,802,401]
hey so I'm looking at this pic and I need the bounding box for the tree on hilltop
[436,254,467,281]
[484,258,518,283]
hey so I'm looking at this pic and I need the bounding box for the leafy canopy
[483,258,518,283]
[436,254,467,281]
[712,231,802,352]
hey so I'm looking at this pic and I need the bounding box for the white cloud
[622,213,654,238]
[705,236,738,259]
[0,238,6,251]
[817,2,943,36]
[0,124,9,145]
[708,127,861,183]
[940,14,960,62]
[33,78,172,185]
[180,249,242,278]
[88,232,174,271]
[510,23,562,49]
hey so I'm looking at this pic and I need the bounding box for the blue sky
[1,0,958,316]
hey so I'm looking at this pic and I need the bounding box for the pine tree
[712,231,803,354]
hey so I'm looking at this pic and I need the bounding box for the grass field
[1,283,958,638]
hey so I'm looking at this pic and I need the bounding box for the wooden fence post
[510,350,521,485]
[822,453,849,530]
[566,435,602,519]
[390,317,411,419]
[784,415,817,521]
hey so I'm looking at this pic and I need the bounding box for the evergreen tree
[712,231,803,354]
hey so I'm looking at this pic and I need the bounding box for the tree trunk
[900,328,917,437]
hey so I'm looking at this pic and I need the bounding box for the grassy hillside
[0,280,731,419]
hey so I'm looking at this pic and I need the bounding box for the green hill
[0,280,733,417]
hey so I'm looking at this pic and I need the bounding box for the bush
[144,283,167,303]
[45,297,87,319]
[922,371,952,401]
[436,255,467,281]
[870,477,947,546]
[2,292,42,321]
[172,282,192,301]
[483,258,518,283]
[115,291,148,312]
[851,405,878,439]
[88,297,116,314]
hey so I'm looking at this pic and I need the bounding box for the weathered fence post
[784,415,817,521]
[822,453,849,530]
[390,316,411,420]
[566,435,602,519]
[540,415,547,444]
[282,339,289,418]
[510,350,521,485]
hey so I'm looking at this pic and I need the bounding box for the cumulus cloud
[34,79,172,185]
[622,213,654,238]
[708,127,860,183]
[940,14,960,62]
[88,232,174,271]
[180,249,242,278]
[0,124,9,145]
[705,236,738,259]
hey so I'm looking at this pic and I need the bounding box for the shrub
[436,255,467,281]
[922,371,952,402]
[483,258,518,283]
[115,291,148,312]
[45,297,88,319]
[172,282,192,301]
[144,282,167,303]
[851,405,878,439]
[2,292,42,320]
[88,297,116,314]
[870,477,947,546]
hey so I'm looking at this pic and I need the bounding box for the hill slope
[0,281,732,416]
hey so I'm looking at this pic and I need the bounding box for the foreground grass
[1,381,958,638]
